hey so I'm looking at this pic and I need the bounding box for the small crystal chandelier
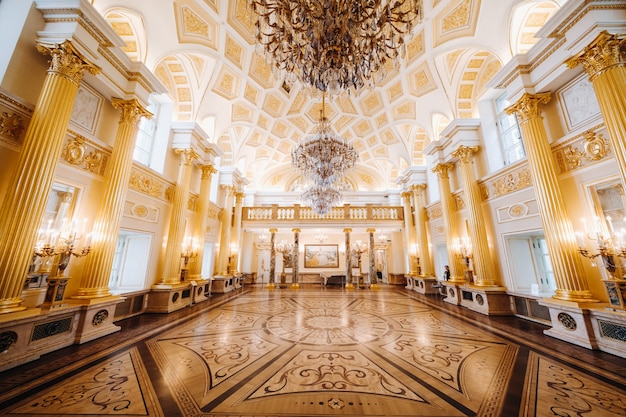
[250,0,423,94]
[292,95,358,187]
[301,184,342,215]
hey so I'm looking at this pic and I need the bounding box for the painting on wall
[558,75,601,132]
[69,85,103,134]
[304,244,339,268]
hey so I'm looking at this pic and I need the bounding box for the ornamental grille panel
[31,317,72,341]
[529,300,551,321]
[514,297,528,316]
[599,320,626,343]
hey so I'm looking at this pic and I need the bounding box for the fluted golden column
[410,184,433,276]
[217,186,235,274]
[268,228,277,289]
[291,228,300,288]
[367,228,378,289]
[401,191,417,274]
[76,98,151,297]
[230,192,244,273]
[344,228,353,289]
[567,32,626,186]
[507,93,597,302]
[159,149,198,285]
[190,164,217,278]
[432,163,465,283]
[452,145,498,286]
[0,41,98,312]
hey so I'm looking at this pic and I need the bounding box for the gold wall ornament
[129,171,165,198]
[583,131,611,161]
[36,41,100,85]
[562,145,585,169]
[83,151,104,174]
[111,98,152,126]
[64,136,86,164]
[432,162,454,179]
[490,168,533,198]
[452,145,478,163]
[0,112,25,140]
[566,32,626,81]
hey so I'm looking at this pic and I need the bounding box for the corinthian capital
[36,40,100,85]
[452,145,479,164]
[432,163,454,179]
[566,32,626,81]
[112,98,153,125]
[505,92,551,123]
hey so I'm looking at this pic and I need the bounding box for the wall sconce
[577,216,625,279]
[258,232,268,243]
[34,218,92,277]
[453,237,472,268]
[409,243,420,276]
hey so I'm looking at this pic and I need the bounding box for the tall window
[495,94,525,165]
[133,98,159,166]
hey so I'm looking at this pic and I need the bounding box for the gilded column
[217,186,235,274]
[291,228,300,289]
[452,145,497,286]
[401,191,417,274]
[268,228,277,289]
[432,163,465,283]
[507,93,597,302]
[0,41,98,313]
[159,149,199,285]
[190,164,217,278]
[74,98,151,298]
[230,192,244,273]
[567,32,626,186]
[410,184,433,276]
[367,228,378,289]
[344,228,353,289]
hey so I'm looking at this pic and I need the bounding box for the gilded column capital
[452,145,479,164]
[343,228,352,233]
[401,191,412,201]
[505,92,551,123]
[410,183,427,196]
[36,40,100,85]
[292,228,301,233]
[432,163,454,179]
[198,164,217,179]
[366,228,376,234]
[175,148,199,165]
[269,228,278,234]
[112,98,152,125]
[220,184,235,195]
[566,32,626,81]
[234,192,245,205]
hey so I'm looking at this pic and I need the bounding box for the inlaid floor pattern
[1,286,625,417]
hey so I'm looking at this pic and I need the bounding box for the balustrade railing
[243,204,403,222]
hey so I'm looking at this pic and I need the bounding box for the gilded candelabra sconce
[180,237,197,281]
[227,243,239,275]
[453,237,473,284]
[577,217,626,309]
[409,243,420,276]
[33,222,92,308]
[275,240,293,287]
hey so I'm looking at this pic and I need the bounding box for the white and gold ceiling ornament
[249,0,424,95]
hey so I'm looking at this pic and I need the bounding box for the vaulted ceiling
[92,0,562,192]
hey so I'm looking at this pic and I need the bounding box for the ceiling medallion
[250,0,424,94]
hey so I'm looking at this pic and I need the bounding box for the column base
[145,282,192,313]
[540,298,605,350]
[211,275,235,293]
[411,276,439,295]
[266,282,276,290]
[290,283,300,289]
[345,283,355,290]
[72,297,124,344]
[190,279,211,304]
[370,283,381,290]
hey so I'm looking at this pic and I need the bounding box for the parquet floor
[1,285,626,417]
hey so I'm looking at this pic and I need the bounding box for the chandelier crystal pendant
[301,184,342,215]
[292,96,358,187]
[250,0,424,94]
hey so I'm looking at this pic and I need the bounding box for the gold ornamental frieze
[62,134,107,175]
[483,166,533,199]
[428,203,443,220]
[129,170,167,199]
[0,112,25,141]
[553,128,611,173]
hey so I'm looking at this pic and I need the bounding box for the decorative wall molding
[123,201,160,223]
[496,200,539,223]
[62,133,108,176]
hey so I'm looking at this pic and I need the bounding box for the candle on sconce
[575,232,585,249]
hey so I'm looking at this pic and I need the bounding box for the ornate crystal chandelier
[250,0,424,94]
[292,96,358,187]
[301,184,342,215]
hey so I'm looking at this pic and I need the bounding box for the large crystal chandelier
[250,0,424,94]
[292,96,358,187]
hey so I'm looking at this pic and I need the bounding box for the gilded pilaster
[410,184,433,276]
[367,228,378,289]
[217,185,235,274]
[507,93,597,302]
[292,228,300,288]
[344,228,353,289]
[0,41,99,312]
[190,164,217,278]
[432,163,464,283]
[567,32,626,188]
[401,191,416,274]
[452,145,497,286]
[230,192,244,273]
[268,228,277,289]
[159,149,199,284]
[76,98,151,297]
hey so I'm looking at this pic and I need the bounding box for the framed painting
[304,244,339,268]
